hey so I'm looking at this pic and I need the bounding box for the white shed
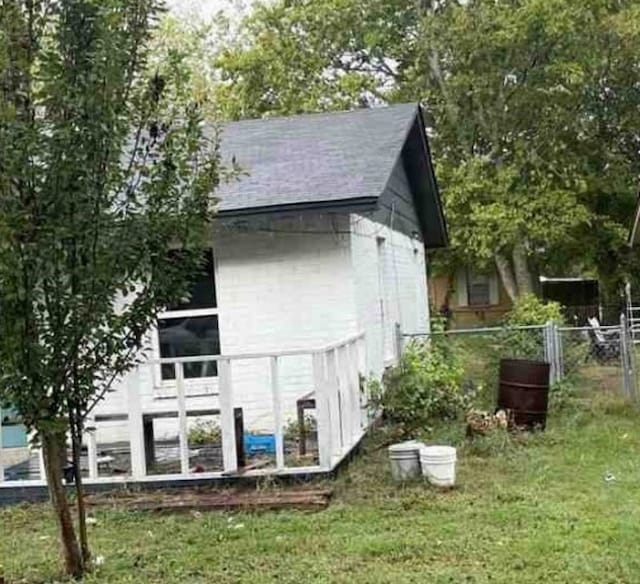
[0,103,447,489]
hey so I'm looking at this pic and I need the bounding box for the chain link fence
[402,318,636,405]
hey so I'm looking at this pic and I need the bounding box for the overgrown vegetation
[283,415,317,443]
[505,294,565,327]
[208,0,640,300]
[188,421,222,446]
[1,387,638,583]
[370,339,469,439]
[493,294,565,363]
[374,295,589,440]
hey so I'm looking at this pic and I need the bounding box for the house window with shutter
[467,271,491,306]
[457,268,499,307]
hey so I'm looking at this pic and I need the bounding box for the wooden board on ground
[87,488,333,513]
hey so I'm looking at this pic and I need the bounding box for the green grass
[2,391,640,583]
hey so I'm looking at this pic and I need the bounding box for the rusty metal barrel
[498,359,551,429]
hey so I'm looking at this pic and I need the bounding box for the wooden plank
[141,408,220,421]
[95,413,128,423]
[148,334,365,366]
[312,352,332,469]
[234,408,246,468]
[176,364,190,476]
[89,489,333,514]
[270,356,285,470]
[219,359,238,474]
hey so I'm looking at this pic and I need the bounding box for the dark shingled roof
[217,103,448,247]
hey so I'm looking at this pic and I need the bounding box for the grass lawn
[2,390,640,583]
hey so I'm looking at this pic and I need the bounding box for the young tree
[215,0,640,299]
[0,0,220,577]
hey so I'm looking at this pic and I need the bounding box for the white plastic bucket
[388,440,422,481]
[420,445,457,487]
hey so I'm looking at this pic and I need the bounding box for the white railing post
[176,364,190,476]
[326,349,342,459]
[219,358,238,473]
[337,345,352,451]
[127,368,147,479]
[270,356,285,470]
[86,417,99,480]
[0,406,4,483]
[357,335,368,427]
[312,352,332,469]
[347,340,362,439]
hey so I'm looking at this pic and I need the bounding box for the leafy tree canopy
[211,0,640,300]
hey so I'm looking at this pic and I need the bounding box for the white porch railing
[1,332,369,486]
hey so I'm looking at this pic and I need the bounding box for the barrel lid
[420,445,457,458]
[388,440,423,453]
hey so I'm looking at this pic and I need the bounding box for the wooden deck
[1,332,375,499]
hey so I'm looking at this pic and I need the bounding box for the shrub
[505,293,565,326]
[283,415,317,442]
[188,420,222,446]
[371,339,468,438]
[498,294,566,361]
[549,378,577,411]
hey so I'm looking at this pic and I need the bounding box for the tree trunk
[512,243,535,296]
[69,409,91,564]
[42,432,84,579]
[494,252,518,302]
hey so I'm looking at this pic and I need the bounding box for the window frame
[153,250,221,390]
[457,268,499,308]
[466,269,492,307]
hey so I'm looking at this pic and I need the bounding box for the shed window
[157,250,220,380]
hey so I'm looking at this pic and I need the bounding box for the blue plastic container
[1,407,28,448]
[244,433,276,456]
[2,425,28,448]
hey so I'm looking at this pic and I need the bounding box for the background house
[430,268,511,328]
[430,268,603,328]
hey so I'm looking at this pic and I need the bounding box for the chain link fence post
[544,321,562,385]
[555,322,564,382]
[619,314,637,401]
[543,321,551,381]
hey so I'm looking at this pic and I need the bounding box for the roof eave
[416,104,449,248]
[216,196,379,219]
